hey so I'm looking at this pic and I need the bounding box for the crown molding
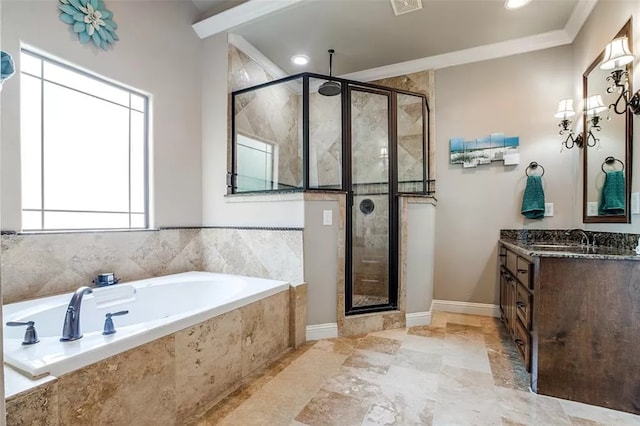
[192,0,307,40]
[564,0,598,40]
[341,29,572,82]
[228,33,287,80]
[342,0,598,81]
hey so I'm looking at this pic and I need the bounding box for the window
[236,134,277,191]
[20,49,148,231]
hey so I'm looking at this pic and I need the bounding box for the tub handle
[102,311,129,335]
[6,321,40,345]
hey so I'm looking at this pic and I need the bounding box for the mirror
[583,20,633,223]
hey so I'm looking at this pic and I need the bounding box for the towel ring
[601,156,624,173]
[526,161,545,177]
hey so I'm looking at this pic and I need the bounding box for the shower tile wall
[1,228,304,304]
[353,194,389,300]
[229,46,303,189]
[374,70,435,184]
[309,90,342,188]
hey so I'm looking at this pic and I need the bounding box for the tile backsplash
[1,227,303,304]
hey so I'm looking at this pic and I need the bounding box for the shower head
[319,49,341,97]
[318,80,341,96]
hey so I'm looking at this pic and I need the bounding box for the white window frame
[19,48,149,231]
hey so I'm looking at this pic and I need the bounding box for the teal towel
[598,170,625,215]
[521,175,545,219]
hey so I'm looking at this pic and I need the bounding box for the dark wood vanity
[499,240,640,415]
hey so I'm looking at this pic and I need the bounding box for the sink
[528,244,579,249]
[528,243,593,253]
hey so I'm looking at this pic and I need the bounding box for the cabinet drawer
[516,284,532,330]
[498,246,507,267]
[516,256,533,289]
[514,319,531,371]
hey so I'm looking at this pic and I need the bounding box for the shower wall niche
[230,72,432,315]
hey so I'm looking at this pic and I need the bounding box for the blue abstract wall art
[450,133,520,168]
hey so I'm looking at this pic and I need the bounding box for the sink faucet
[60,286,93,342]
[565,229,590,246]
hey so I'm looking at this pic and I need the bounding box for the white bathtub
[3,272,290,378]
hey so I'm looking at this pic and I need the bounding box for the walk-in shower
[230,72,432,315]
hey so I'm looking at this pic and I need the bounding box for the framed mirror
[583,19,633,223]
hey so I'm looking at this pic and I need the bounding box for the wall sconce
[554,97,604,150]
[555,98,584,150]
[600,36,640,115]
[379,147,389,160]
[584,94,607,147]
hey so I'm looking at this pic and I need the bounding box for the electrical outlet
[323,210,333,226]
[632,192,640,215]
[544,203,554,217]
[587,202,598,216]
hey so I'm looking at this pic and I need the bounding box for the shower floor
[352,294,388,306]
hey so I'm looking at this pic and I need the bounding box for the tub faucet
[565,228,590,246]
[60,286,93,342]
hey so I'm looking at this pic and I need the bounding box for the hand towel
[521,175,545,219]
[598,170,625,215]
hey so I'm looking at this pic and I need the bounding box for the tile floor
[195,312,640,426]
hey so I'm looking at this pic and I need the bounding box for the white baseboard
[431,300,500,318]
[306,323,338,341]
[405,311,432,327]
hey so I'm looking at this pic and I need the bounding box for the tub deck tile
[56,335,176,426]
[176,310,243,421]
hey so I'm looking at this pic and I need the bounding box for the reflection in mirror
[583,19,632,223]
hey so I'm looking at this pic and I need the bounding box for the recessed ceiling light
[291,55,309,66]
[504,0,532,10]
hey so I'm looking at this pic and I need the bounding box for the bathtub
[3,271,290,378]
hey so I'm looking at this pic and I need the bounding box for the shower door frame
[229,72,432,316]
[344,85,399,315]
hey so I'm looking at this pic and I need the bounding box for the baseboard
[405,311,432,327]
[431,300,500,318]
[306,323,338,341]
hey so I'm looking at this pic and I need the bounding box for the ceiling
[193,0,582,77]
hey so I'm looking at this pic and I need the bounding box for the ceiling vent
[390,0,423,16]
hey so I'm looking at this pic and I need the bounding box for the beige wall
[572,0,640,232]
[0,0,203,229]
[201,35,304,227]
[434,46,576,304]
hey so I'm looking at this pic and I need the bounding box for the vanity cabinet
[499,245,534,371]
[498,241,640,415]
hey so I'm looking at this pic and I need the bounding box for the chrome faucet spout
[565,228,590,247]
[60,286,93,342]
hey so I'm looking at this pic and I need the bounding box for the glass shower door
[347,87,395,311]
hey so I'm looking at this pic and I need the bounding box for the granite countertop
[500,239,640,261]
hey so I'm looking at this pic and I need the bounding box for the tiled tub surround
[1,227,303,304]
[6,287,301,425]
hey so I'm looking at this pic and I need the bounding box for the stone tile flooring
[195,312,640,426]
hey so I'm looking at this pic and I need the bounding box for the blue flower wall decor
[58,0,119,50]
